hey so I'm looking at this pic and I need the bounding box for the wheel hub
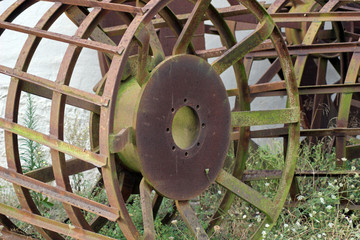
[136,55,231,200]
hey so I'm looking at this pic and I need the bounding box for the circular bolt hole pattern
[185,152,188,156]
[196,105,200,109]
[171,108,175,113]
[184,98,187,103]
[201,123,206,128]
[166,128,170,132]
[172,146,176,151]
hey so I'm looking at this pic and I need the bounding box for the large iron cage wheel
[0,0,300,239]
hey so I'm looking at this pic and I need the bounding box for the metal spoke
[212,20,274,74]
[140,179,156,240]
[215,169,275,221]
[231,107,300,126]
[173,0,210,54]
[176,201,209,240]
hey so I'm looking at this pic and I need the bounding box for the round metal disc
[136,55,230,200]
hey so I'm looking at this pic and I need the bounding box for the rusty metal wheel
[244,0,360,207]
[0,0,300,239]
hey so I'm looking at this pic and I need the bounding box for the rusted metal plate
[136,54,230,200]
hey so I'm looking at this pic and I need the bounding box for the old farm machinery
[0,0,360,239]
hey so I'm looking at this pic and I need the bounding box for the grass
[2,136,360,239]
[1,94,360,239]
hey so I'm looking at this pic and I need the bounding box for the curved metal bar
[2,2,67,239]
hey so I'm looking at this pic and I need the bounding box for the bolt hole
[171,108,175,113]
[172,146,176,151]
[197,142,200,146]
[184,98,187,103]
[185,152,188,156]
[166,128,170,132]
[202,123,206,128]
[196,105,200,109]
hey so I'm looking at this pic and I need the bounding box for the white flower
[169,237,174,240]
[339,183,344,187]
[297,195,305,201]
[331,194,336,200]
[243,215,247,219]
[262,231,266,236]
[317,233,322,238]
[309,213,313,217]
[218,190,222,194]
[265,224,270,228]
[326,205,333,210]
[265,182,270,187]
[213,225,221,233]
[345,208,349,213]
[284,224,288,228]
[351,184,355,188]
[296,221,301,227]
[320,197,325,204]
[318,192,323,196]
[171,220,178,225]
[341,157,347,161]
[351,166,356,171]
[329,223,334,228]
[350,194,355,199]
[322,233,326,236]
[334,179,338,183]
[355,173,359,178]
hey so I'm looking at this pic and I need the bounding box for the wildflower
[339,183,344,187]
[169,237,174,240]
[331,194,336,200]
[351,166,356,171]
[213,225,221,233]
[309,213,313,217]
[326,205,333,210]
[341,157,347,161]
[265,182,270,187]
[318,192,323,196]
[345,208,349,213]
[355,173,359,178]
[296,221,301,227]
[248,223,253,227]
[218,190,222,195]
[284,224,288,228]
[262,231,266,236]
[328,223,334,228]
[351,184,355,188]
[243,215,247,219]
[171,220,178,225]
[297,195,305,201]
[317,233,322,238]
[265,224,270,228]
[320,197,325,204]
[350,194,355,199]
